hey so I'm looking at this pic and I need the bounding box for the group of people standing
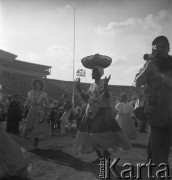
[0,78,53,179]
[73,35,172,173]
[0,35,171,179]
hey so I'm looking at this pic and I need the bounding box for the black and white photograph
[0,0,171,179]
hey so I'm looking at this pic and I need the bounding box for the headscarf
[94,66,104,77]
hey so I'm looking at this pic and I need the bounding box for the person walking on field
[22,79,50,149]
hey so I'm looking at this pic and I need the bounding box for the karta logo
[99,158,172,179]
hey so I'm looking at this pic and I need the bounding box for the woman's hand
[104,75,111,97]
[104,75,111,86]
[75,77,82,92]
[74,77,83,94]
[75,77,81,88]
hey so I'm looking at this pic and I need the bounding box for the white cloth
[60,109,72,134]
[115,102,133,114]
[22,90,50,140]
[60,109,72,122]
[115,102,136,140]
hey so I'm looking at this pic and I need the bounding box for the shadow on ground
[30,149,98,173]
[29,148,150,180]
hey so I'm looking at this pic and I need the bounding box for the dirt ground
[2,122,172,180]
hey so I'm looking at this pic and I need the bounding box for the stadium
[0,49,137,105]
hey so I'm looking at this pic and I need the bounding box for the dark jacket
[135,55,172,127]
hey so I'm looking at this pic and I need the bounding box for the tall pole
[72,8,75,109]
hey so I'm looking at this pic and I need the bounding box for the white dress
[22,90,50,140]
[115,102,136,140]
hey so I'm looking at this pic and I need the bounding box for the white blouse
[115,102,133,114]
[25,90,49,107]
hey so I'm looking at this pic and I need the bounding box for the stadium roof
[0,49,17,61]
[15,59,51,70]
[0,49,51,70]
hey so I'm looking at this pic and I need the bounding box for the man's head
[152,36,170,58]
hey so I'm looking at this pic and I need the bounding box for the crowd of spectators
[0,72,139,133]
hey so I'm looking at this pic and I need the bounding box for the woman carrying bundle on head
[73,54,132,163]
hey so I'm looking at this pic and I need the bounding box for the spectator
[60,101,72,134]
[73,103,82,128]
[6,94,21,135]
[115,93,136,140]
[50,106,56,131]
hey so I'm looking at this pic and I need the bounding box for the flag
[76,69,86,77]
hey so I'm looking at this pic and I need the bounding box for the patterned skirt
[73,107,132,154]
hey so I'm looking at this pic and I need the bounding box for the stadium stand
[0,49,138,105]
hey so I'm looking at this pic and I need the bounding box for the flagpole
[72,8,76,110]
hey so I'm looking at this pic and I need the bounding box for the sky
[0,0,172,85]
